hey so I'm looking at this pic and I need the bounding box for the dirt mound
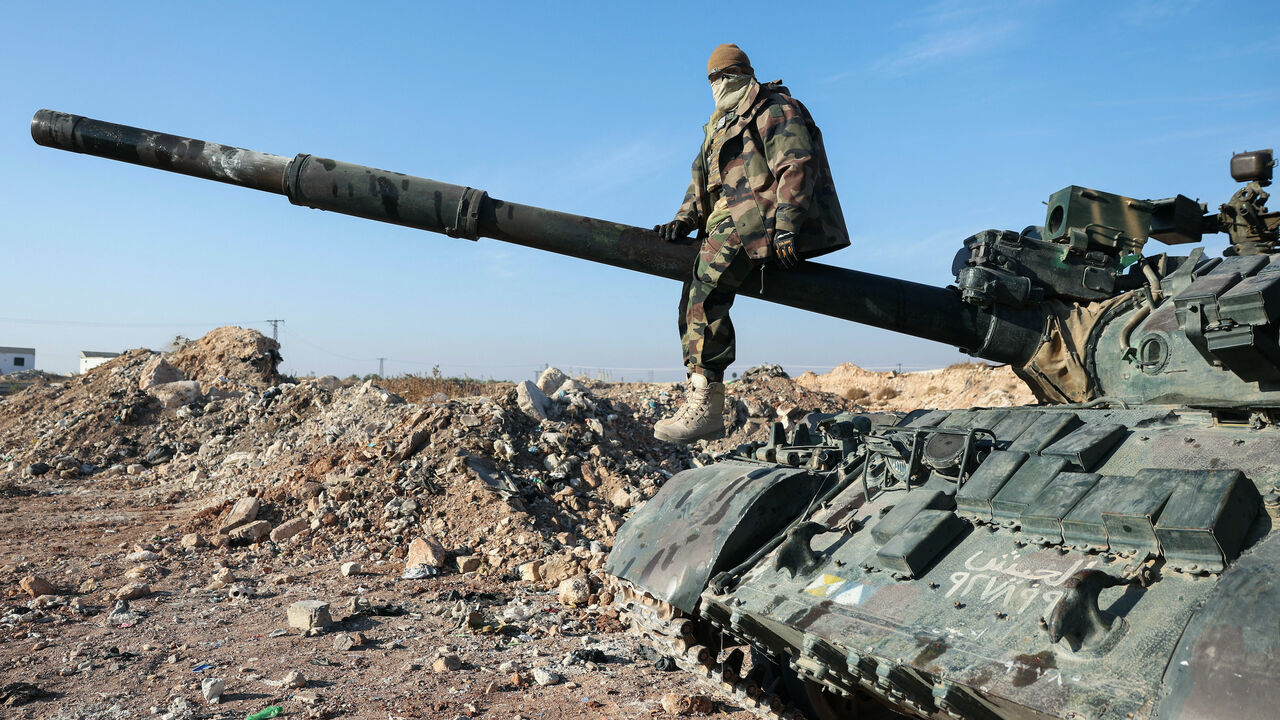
[167,325,281,391]
[796,361,1036,410]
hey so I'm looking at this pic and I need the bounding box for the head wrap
[707,44,753,77]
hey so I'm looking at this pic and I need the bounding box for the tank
[30,109,1280,720]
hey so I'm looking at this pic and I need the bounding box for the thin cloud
[1127,123,1258,146]
[1084,88,1277,109]
[872,20,1019,75]
[866,0,1050,76]
[563,137,683,191]
[480,246,517,279]
[1119,0,1201,25]
[821,69,857,85]
[908,0,1022,27]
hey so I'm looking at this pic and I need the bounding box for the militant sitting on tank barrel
[30,109,1280,720]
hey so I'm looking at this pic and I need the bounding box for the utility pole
[378,357,387,377]
[265,319,284,342]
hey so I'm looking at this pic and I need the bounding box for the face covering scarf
[711,74,755,112]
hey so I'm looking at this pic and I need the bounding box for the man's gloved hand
[654,219,692,243]
[774,231,801,268]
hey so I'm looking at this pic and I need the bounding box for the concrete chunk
[515,381,550,420]
[287,600,331,631]
[229,520,271,542]
[269,517,309,543]
[220,496,260,533]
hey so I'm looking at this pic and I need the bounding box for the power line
[278,328,373,363]
[0,316,261,328]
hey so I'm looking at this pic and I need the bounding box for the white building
[0,347,35,375]
[80,350,120,374]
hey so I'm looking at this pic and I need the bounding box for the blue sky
[4,1,1277,380]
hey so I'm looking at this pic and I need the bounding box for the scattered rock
[433,654,463,673]
[401,564,439,580]
[555,378,587,397]
[515,381,550,420]
[115,582,151,601]
[340,561,362,577]
[138,356,184,389]
[456,555,482,574]
[609,487,633,510]
[405,536,447,569]
[282,670,306,689]
[220,496,260,533]
[143,445,173,466]
[125,550,161,562]
[147,380,202,408]
[332,633,358,652]
[200,677,225,704]
[297,481,325,500]
[269,517,309,543]
[539,556,579,584]
[518,562,542,583]
[19,575,57,598]
[210,567,236,588]
[394,428,432,461]
[106,600,140,626]
[532,667,562,686]
[179,533,206,549]
[287,600,332,631]
[536,367,569,395]
[0,680,47,706]
[228,520,271,543]
[313,375,343,391]
[557,576,591,607]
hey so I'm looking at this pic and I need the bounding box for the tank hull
[609,404,1280,719]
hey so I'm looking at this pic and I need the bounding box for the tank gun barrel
[31,109,1042,364]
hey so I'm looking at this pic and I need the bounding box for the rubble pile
[166,326,282,391]
[796,360,1036,410]
[0,326,1029,718]
[0,328,863,589]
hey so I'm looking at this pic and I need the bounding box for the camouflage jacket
[674,81,850,261]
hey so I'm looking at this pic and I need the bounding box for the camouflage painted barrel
[30,109,1042,365]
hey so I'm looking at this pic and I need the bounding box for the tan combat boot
[654,373,726,443]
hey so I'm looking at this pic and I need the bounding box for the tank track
[612,578,804,720]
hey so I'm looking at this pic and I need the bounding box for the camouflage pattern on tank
[28,108,1280,719]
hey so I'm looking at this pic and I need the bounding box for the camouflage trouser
[679,216,758,382]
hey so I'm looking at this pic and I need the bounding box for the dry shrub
[378,373,512,403]
[843,386,870,401]
[873,387,900,401]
